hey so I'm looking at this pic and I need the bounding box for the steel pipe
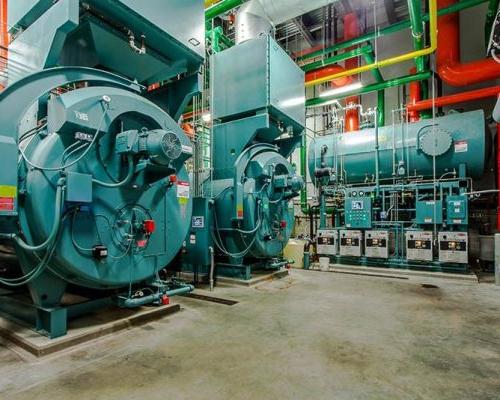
[307,71,432,107]
[437,0,500,86]
[297,0,488,63]
[407,86,500,111]
[304,0,438,87]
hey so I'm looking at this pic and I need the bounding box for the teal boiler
[308,111,490,183]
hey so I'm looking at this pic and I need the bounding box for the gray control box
[438,232,468,264]
[406,231,433,262]
[317,229,338,256]
[339,230,363,257]
[365,230,391,259]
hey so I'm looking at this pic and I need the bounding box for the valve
[168,174,177,187]
[143,219,156,235]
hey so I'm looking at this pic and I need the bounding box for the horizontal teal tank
[308,110,490,183]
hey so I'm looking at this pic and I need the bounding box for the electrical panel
[365,230,391,259]
[406,231,433,262]
[317,229,338,256]
[182,198,213,268]
[416,200,443,224]
[446,196,468,225]
[66,172,93,203]
[438,232,468,264]
[344,195,372,229]
[339,230,363,257]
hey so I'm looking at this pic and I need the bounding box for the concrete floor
[1,269,500,400]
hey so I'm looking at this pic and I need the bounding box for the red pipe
[305,65,352,87]
[437,0,500,87]
[408,67,421,122]
[407,85,500,112]
[497,123,500,230]
[343,13,360,132]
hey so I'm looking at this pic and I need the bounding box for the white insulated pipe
[235,0,340,44]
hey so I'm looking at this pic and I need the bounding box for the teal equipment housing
[308,111,491,273]
[308,111,489,184]
[0,0,204,338]
[182,36,305,280]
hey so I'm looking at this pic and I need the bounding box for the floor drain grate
[421,284,439,289]
[181,293,238,306]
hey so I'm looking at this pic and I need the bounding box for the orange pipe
[0,0,7,90]
[343,13,360,132]
[437,0,500,87]
[407,85,500,112]
[408,67,421,122]
[305,65,352,87]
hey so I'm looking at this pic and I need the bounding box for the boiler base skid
[0,281,194,339]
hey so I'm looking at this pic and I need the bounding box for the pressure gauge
[351,191,357,197]
[359,191,365,197]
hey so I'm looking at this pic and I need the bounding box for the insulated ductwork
[236,0,340,44]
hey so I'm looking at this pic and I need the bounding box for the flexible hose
[92,155,135,188]
[14,179,65,252]
[19,106,109,172]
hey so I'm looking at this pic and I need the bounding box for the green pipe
[486,0,500,47]
[407,0,426,73]
[377,90,385,127]
[297,0,489,62]
[306,71,432,107]
[300,134,309,214]
[301,45,372,72]
[205,0,243,21]
[362,51,385,126]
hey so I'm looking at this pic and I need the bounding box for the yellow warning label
[0,185,16,198]
[179,198,189,205]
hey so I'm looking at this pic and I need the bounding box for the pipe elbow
[438,60,500,87]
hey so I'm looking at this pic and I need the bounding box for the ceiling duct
[235,0,340,44]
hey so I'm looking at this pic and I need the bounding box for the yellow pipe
[205,0,221,7]
[305,0,438,88]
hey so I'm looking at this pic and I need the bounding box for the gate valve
[280,220,287,229]
[143,219,156,235]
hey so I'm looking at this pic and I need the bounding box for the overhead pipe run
[407,85,500,112]
[437,0,500,86]
[307,71,432,107]
[304,0,439,87]
[298,0,489,63]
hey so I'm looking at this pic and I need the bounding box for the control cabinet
[416,200,443,224]
[438,232,468,264]
[446,196,468,225]
[365,230,391,259]
[406,231,433,262]
[317,229,338,256]
[339,230,363,257]
[344,196,372,229]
